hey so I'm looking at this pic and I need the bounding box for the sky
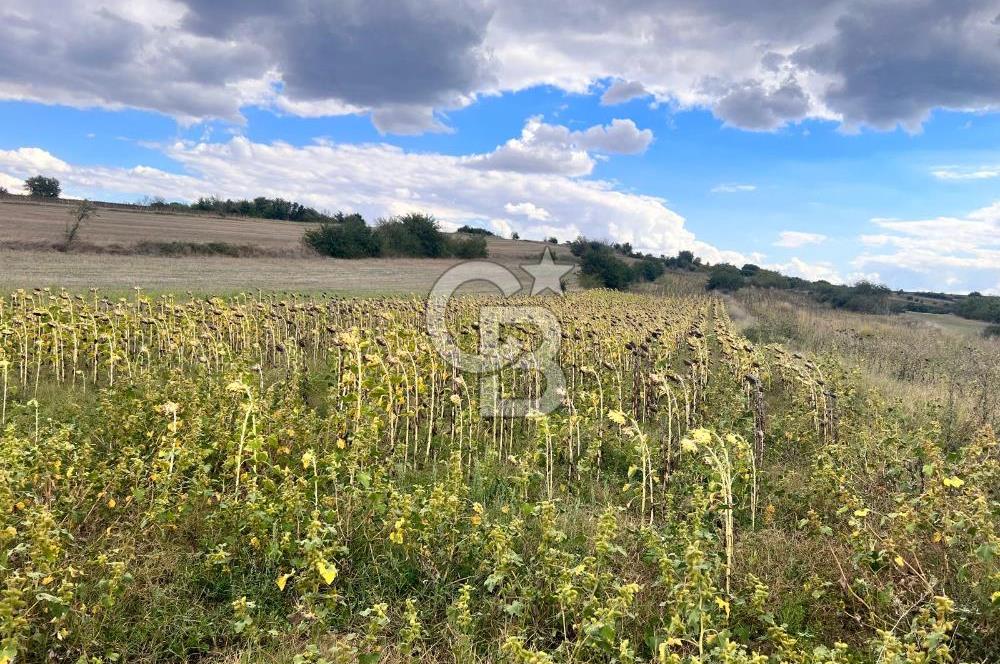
[0,0,998,294]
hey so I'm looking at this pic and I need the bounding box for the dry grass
[729,288,1000,437]
[0,250,582,295]
[0,198,575,293]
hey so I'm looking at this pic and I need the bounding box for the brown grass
[0,198,576,294]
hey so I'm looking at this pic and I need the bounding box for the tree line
[303,212,488,259]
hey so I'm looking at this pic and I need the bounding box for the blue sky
[1,0,998,293]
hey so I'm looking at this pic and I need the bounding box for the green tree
[303,213,379,258]
[24,175,61,198]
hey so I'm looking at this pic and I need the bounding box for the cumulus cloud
[465,116,653,176]
[712,78,811,130]
[775,230,828,248]
[2,0,996,133]
[792,1,1000,132]
[504,202,551,220]
[601,80,649,105]
[768,257,843,283]
[0,138,741,264]
[856,202,1000,274]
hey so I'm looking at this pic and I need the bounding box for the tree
[511,232,520,240]
[64,199,97,250]
[0,186,8,195]
[303,213,378,258]
[706,264,746,291]
[24,175,61,198]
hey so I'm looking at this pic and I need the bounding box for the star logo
[522,247,575,295]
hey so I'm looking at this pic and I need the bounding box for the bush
[456,225,495,236]
[706,264,746,291]
[572,240,635,290]
[376,213,451,258]
[449,235,488,259]
[636,258,665,282]
[983,324,1000,339]
[24,175,61,198]
[303,213,379,258]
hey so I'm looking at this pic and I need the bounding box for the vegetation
[63,199,97,251]
[189,196,330,222]
[302,213,379,259]
[0,289,996,663]
[305,212,488,260]
[456,225,496,236]
[23,176,61,198]
[954,293,1000,324]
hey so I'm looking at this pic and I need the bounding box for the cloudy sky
[1,0,998,292]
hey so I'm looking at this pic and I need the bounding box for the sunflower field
[0,288,997,663]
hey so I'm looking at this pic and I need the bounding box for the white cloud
[775,230,828,248]
[504,202,551,220]
[931,166,1000,180]
[575,119,654,155]
[0,138,743,264]
[0,147,72,174]
[769,257,843,284]
[855,202,1000,272]
[711,183,757,193]
[466,116,652,176]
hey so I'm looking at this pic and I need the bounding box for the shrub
[303,213,379,258]
[24,175,61,198]
[375,213,451,258]
[983,324,1000,339]
[636,258,665,282]
[449,235,488,259]
[575,241,634,290]
[706,264,747,291]
[456,225,495,236]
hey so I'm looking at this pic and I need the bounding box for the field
[1,286,997,663]
[0,198,568,293]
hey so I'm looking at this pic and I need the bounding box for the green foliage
[0,290,996,662]
[706,264,746,291]
[449,234,488,259]
[303,213,379,258]
[571,239,634,289]
[23,175,61,198]
[191,195,328,222]
[303,212,489,260]
[983,324,1000,339]
[955,293,1000,324]
[375,213,450,258]
[456,224,495,236]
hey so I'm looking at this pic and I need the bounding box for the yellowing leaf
[894,555,906,568]
[316,560,338,585]
[276,571,294,591]
[942,476,965,489]
[107,498,116,509]
[607,409,627,426]
[301,450,316,470]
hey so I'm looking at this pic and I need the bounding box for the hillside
[0,197,576,293]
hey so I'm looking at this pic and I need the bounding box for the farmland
[0,286,996,663]
[0,198,567,294]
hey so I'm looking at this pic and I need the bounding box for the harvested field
[0,198,573,292]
